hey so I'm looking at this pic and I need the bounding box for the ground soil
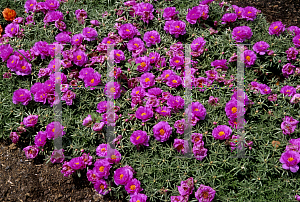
[1,0,299,202]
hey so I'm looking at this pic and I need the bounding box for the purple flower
[140,73,155,88]
[34,131,47,147]
[90,20,100,26]
[205,69,218,82]
[190,102,206,119]
[286,47,298,61]
[174,139,189,155]
[43,11,64,25]
[45,0,60,11]
[23,115,38,127]
[168,20,186,38]
[136,106,153,122]
[92,122,105,132]
[221,13,237,24]
[24,0,37,13]
[61,90,76,105]
[132,3,154,24]
[130,130,150,150]
[212,125,232,140]
[292,35,300,48]
[55,32,71,44]
[50,149,65,164]
[295,195,300,201]
[242,6,258,21]
[23,145,39,159]
[280,85,296,97]
[94,159,112,179]
[55,20,66,31]
[114,167,134,186]
[232,26,252,43]
[153,121,172,142]
[135,56,151,72]
[127,37,145,57]
[72,50,87,66]
[5,23,20,38]
[186,6,201,24]
[288,26,300,36]
[83,72,101,87]
[69,157,85,170]
[155,106,171,117]
[104,82,121,99]
[94,179,109,195]
[253,41,270,55]
[118,23,138,39]
[195,184,216,202]
[9,132,19,144]
[130,193,147,202]
[191,37,206,54]
[174,119,186,135]
[170,56,184,70]
[211,59,228,70]
[243,50,257,68]
[82,27,98,41]
[163,7,179,21]
[143,30,161,47]
[12,88,32,106]
[269,21,286,36]
[279,150,300,173]
[32,41,50,59]
[282,63,295,78]
[177,177,194,196]
[15,60,32,76]
[45,121,66,140]
[167,95,184,111]
[0,44,13,62]
[125,178,143,196]
[75,9,87,25]
[208,96,219,106]
[193,144,207,161]
[166,75,182,88]
[258,84,272,95]
[290,93,300,104]
[82,114,93,126]
[112,49,125,63]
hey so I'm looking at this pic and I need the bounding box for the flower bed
[1,0,300,201]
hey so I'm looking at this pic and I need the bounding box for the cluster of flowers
[280,136,300,173]
[171,177,216,202]
[221,5,260,25]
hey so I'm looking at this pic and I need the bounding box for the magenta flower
[50,149,65,164]
[155,106,171,117]
[96,143,108,157]
[292,35,300,48]
[118,23,138,39]
[211,59,228,71]
[135,56,151,72]
[72,50,88,66]
[112,49,125,63]
[90,20,100,26]
[174,119,186,135]
[94,159,112,179]
[82,27,98,41]
[177,177,194,196]
[174,139,188,155]
[170,196,186,202]
[38,68,51,78]
[291,93,300,104]
[83,72,101,87]
[94,179,109,195]
[212,125,232,140]
[9,132,19,144]
[71,34,84,46]
[153,121,172,142]
[45,0,60,10]
[279,150,300,173]
[258,83,272,95]
[193,144,207,161]
[5,23,20,38]
[15,60,32,76]
[56,33,71,44]
[280,85,296,97]
[33,131,46,148]
[243,50,257,68]
[269,21,285,36]
[125,178,143,196]
[191,133,203,144]
[23,145,39,159]
[87,168,101,184]
[282,63,295,78]
[166,75,182,88]
[104,81,121,99]
[163,7,179,21]
[232,5,244,19]
[132,3,154,23]
[12,88,32,106]
[288,26,300,36]
[45,121,66,140]
[221,13,237,24]
[167,95,184,111]
[190,102,206,120]
[61,90,76,106]
[205,69,218,82]
[24,0,37,13]
[93,122,105,132]
[143,30,161,47]
[127,37,145,57]
[130,130,150,150]
[0,44,13,62]
[286,47,298,61]
[75,9,87,25]
[170,55,184,70]
[23,115,39,127]
[55,20,66,31]
[208,96,219,106]
[186,6,201,24]
[268,94,278,102]
[140,73,155,88]
[114,167,134,186]
[191,37,206,55]
[195,184,216,202]
[136,106,153,122]
[253,41,270,55]
[82,114,93,126]
[232,26,252,43]
[242,6,258,21]
[130,193,148,202]
[168,20,186,38]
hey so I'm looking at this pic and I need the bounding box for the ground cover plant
[1,0,300,201]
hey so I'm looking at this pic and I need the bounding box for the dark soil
[0,0,299,202]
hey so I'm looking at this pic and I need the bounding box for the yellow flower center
[87,32,90,33]
[90,79,94,83]
[210,74,215,77]
[101,148,106,152]
[175,26,180,28]
[145,78,150,82]
[52,128,55,132]
[99,166,105,172]
[11,60,14,63]
[151,56,155,59]
[30,4,33,6]
[107,41,111,44]
[116,53,121,56]
[218,131,225,136]
[194,108,199,111]
[286,90,291,92]
[172,80,177,83]
[150,36,155,39]
[203,191,209,198]
[77,55,82,60]
[165,74,169,78]
[195,137,200,142]
[126,29,130,32]
[159,129,165,136]
[288,157,294,162]
[134,43,139,47]
[111,155,116,159]
[237,31,241,33]
[19,94,23,97]
[110,87,115,93]
[21,66,26,69]
[246,56,251,62]
[75,39,79,41]
[75,162,79,165]
[120,174,124,179]
[100,185,104,189]
[136,136,141,140]
[248,11,252,14]
[141,62,146,67]
[175,60,179,63]
[141,113,146,116]
[130,185,136,190]
[274,26,278,30]
[11,28,14,32]
[231,107,237,113]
